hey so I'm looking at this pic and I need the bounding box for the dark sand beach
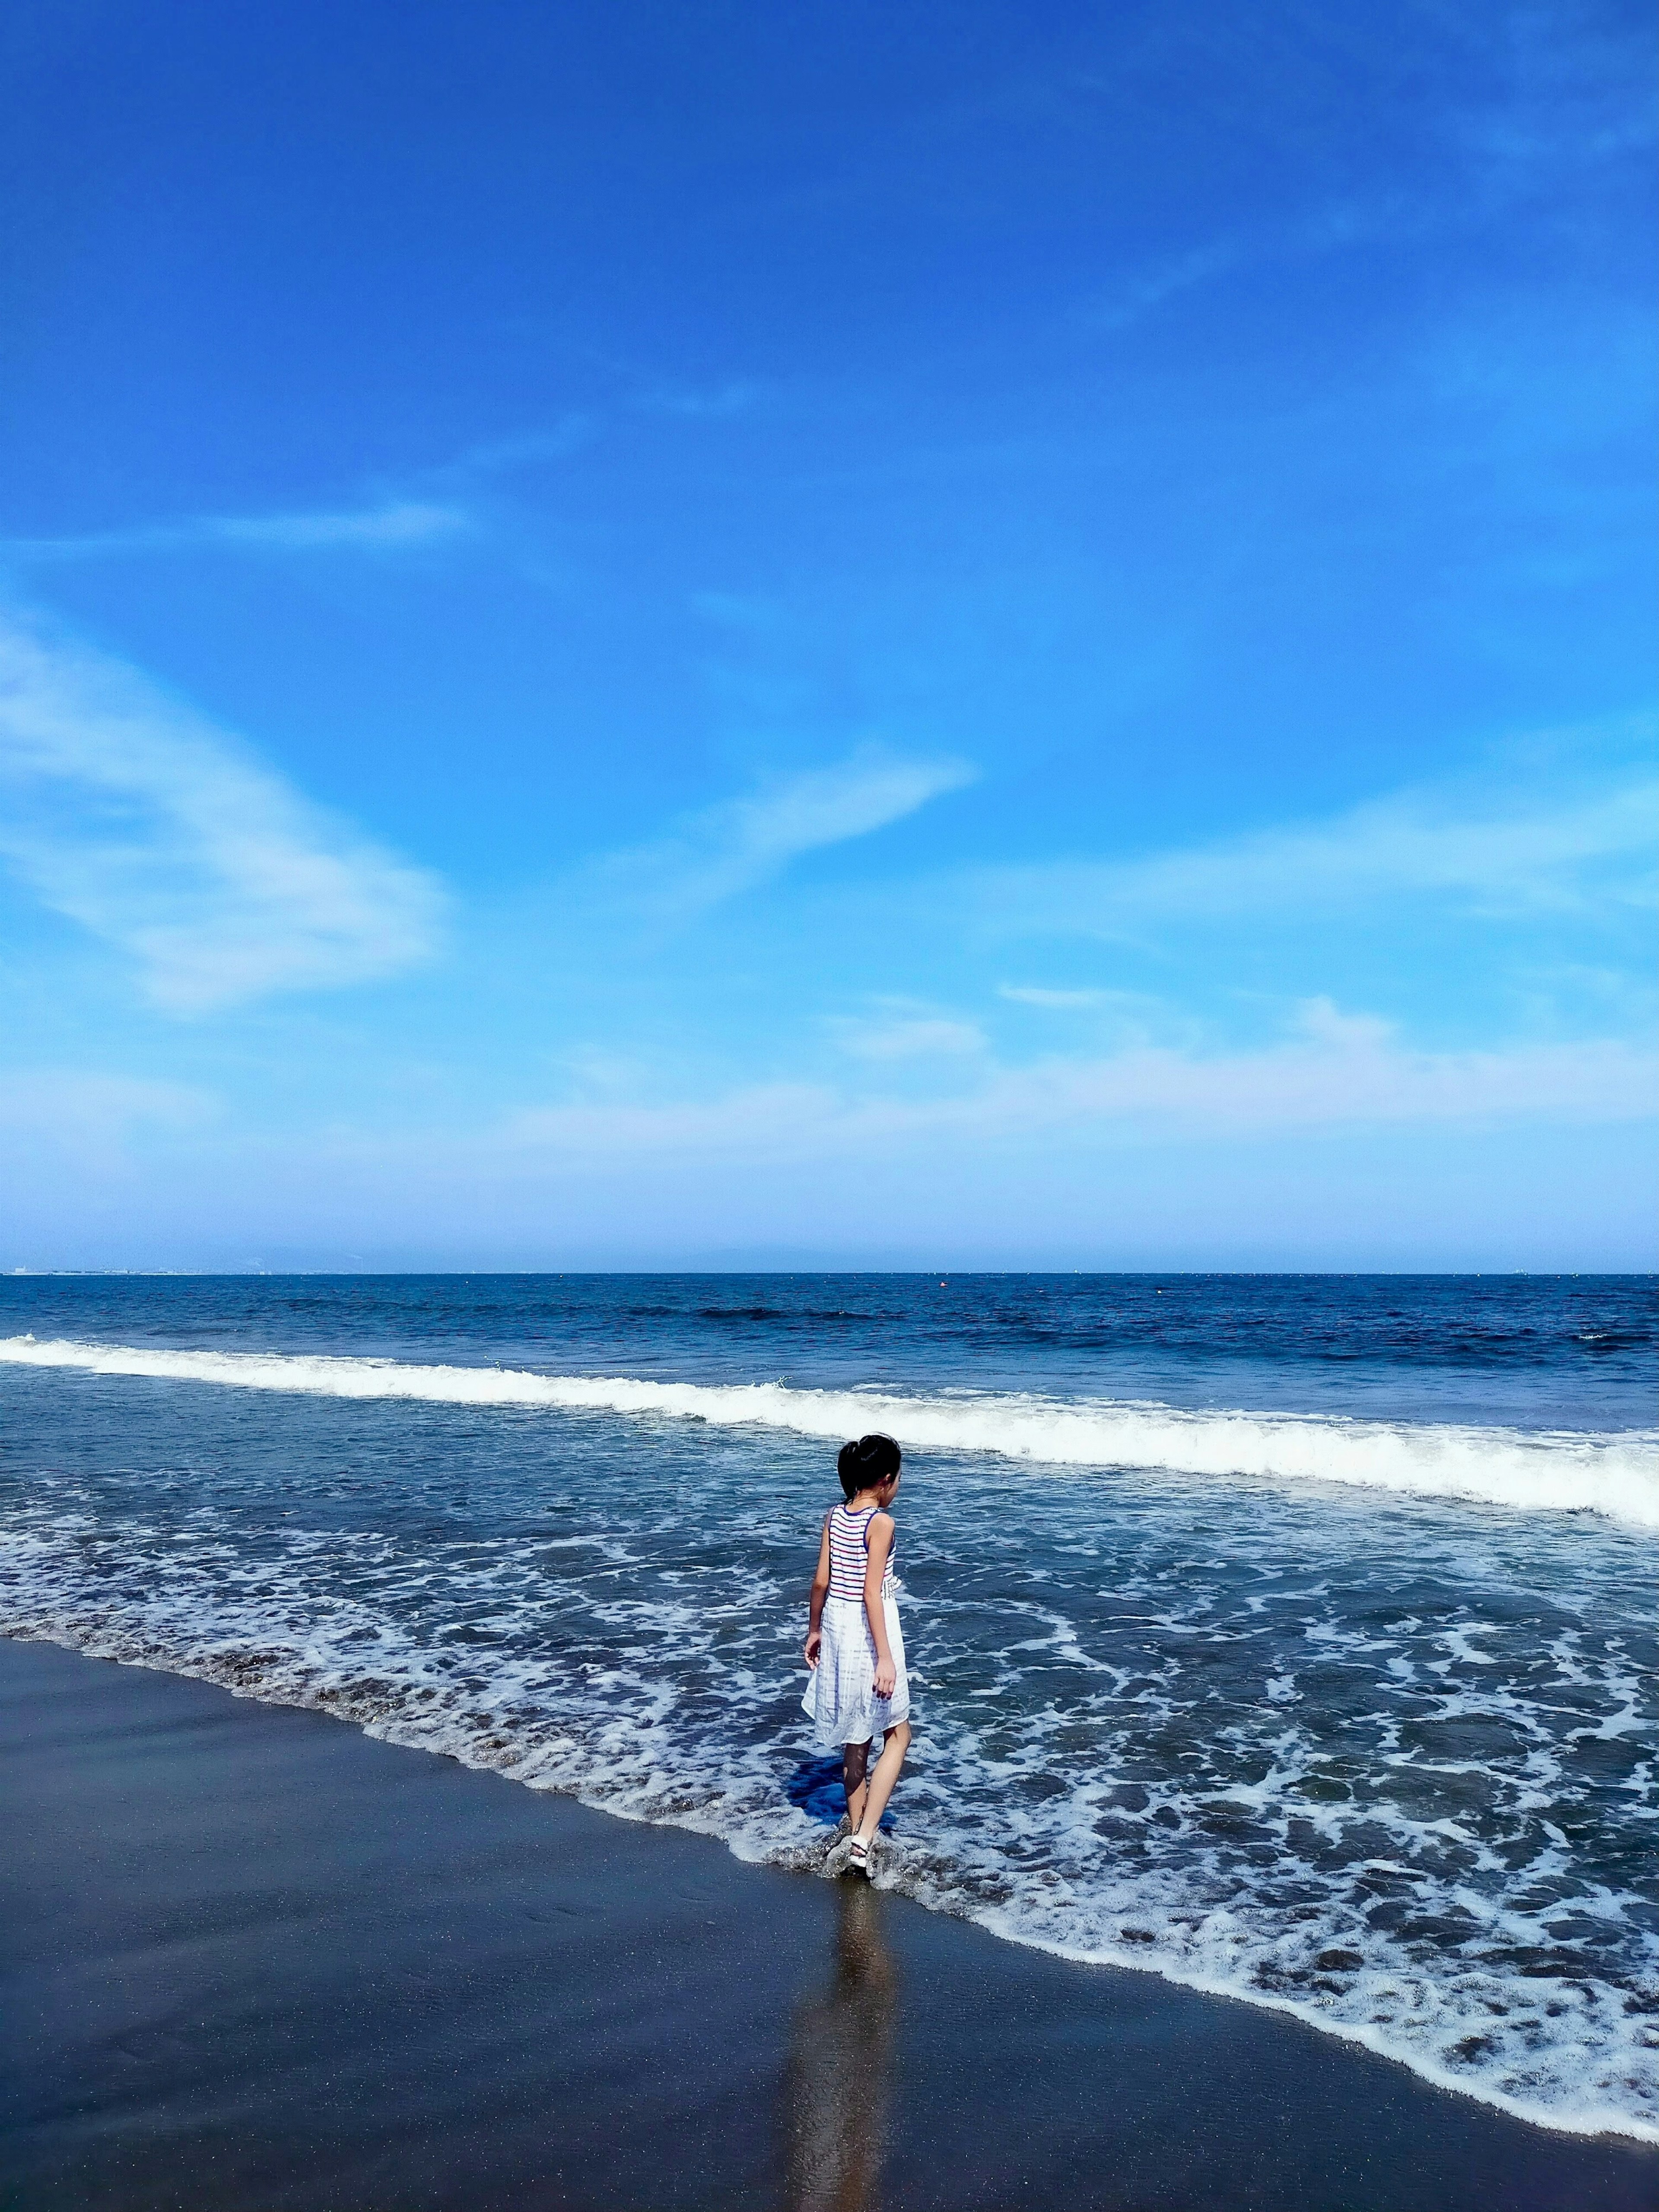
[3,1636,1653,2212]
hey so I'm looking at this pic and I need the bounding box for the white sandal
[847,1835,874,1878]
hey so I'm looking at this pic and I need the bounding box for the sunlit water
[2,1274,1654,2140]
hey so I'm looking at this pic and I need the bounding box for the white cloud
[973,762,1657,940]
[6,501,471,563]
[837,1014,986,1060]
[207,502,468,549]
[0,611,447,1013]
[2,419,604,568]
[960,1003,1655,1139]
[589,746,976,920]
[0,1069,216,1147]
[1091,240,1241,332]
[500,1081,830,1160]
[444,419,592,478]
[488,999,1654,1166]
[999,985,1115,1009]
[637,380,763,420]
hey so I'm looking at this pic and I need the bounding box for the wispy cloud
[436,417,594,481]
[3,500,471,565]
[971,760,1657,942]
[493,999,1654,1165]
[0,416,605,569]
[1090,240,1241,332]
[0,610,446,1013]
[835,1012,986,1060]
[587,746,976,921]
[0,1069,216,1158]
[999,985,1115,1010]
[1081,29,1657,348]
[636,379,763,420]
[206,502,469,549]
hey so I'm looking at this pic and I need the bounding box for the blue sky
[1,0,1653,1269]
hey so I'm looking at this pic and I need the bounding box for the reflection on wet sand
[783,1879,898,2212]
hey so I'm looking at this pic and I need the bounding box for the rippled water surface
[1,1274,1654,2141]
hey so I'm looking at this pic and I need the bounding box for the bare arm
[863,1513,897,1696]
[804,1513,832,1668]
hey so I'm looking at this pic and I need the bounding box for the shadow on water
[787,1753,897,1833]
[782,1880,897,2212]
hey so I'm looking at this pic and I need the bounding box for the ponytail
[836,1431,901,1499]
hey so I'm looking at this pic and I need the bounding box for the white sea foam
[4,1508,1656,2146]
[3,1335,1656,1526]
[4,1316,1656,2152]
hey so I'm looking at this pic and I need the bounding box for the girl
[802,1431,911,1878]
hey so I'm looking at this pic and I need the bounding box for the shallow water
[1,1274,1654,2141]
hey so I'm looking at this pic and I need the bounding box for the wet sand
[2,1635,1653,2211]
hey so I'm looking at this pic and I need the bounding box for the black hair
[837,1431,902,1500]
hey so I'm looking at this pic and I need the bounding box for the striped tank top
[827,1502,894,1602]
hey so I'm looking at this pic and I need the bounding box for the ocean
[1,1273,1654,2143]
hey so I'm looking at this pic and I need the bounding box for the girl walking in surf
[802,1432,910,1877]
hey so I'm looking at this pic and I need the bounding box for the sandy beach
[3,1635,1653,2212]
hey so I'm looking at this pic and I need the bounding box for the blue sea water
[1,1273,1655,2140]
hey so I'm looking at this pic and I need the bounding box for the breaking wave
[3,1335,1655,1526]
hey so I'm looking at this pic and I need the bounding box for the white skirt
[802,1588,910,1750]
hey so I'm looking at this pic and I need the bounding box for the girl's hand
[874,1656,896,1697]
[804,1628,822,1670]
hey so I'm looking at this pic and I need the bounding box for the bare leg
[853,1721,910,1844]
[842,1738,871,1831]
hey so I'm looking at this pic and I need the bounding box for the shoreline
[4,1633,1654,2211]
[9,1607,1653,2149]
